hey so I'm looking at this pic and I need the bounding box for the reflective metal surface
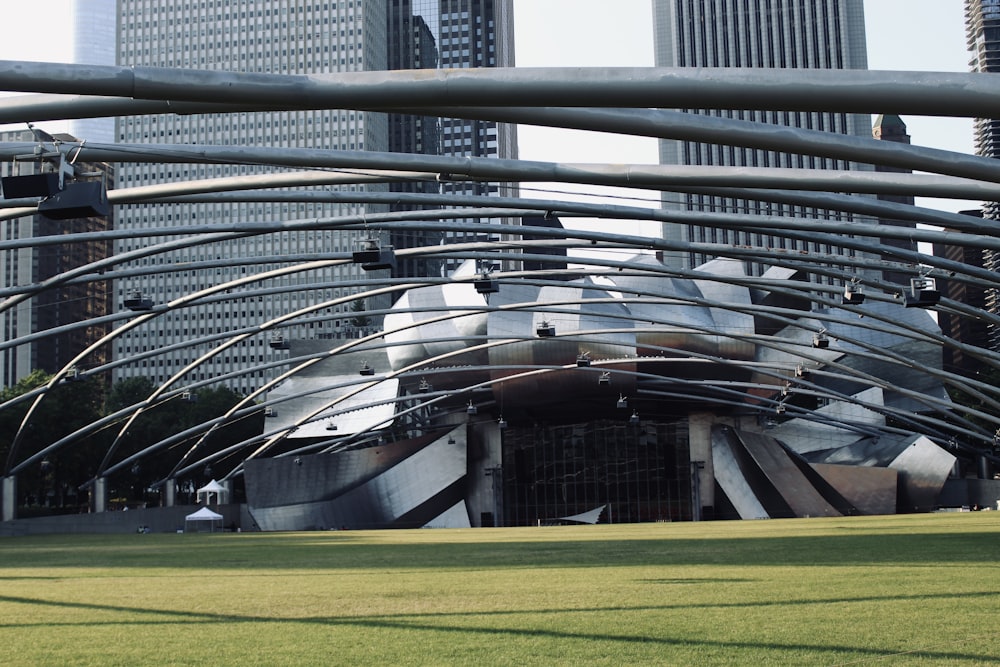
[711,425,770,520]
[811,464,897,516]
[255,254,962,524]
[1,59,995,525]
[888,435,957,513]
[246,427,467,530]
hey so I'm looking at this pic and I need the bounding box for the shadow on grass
[0,591,997,663]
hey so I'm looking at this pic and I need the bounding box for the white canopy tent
[196,479,228,505]
[184,506,224,533]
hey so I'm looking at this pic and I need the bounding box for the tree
[0,369,106,511]
[105,376,158,414]
[948,366,1000,455]
[349,298,371,328]
[0,372,266,510]
[102,380,263,504]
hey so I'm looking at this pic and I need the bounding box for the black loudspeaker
[905,290,940,308]
[474,278,499,294]
[1,173,61,199]
[37,181,110,220]
[359,249,396,271]
[351,247,381,264]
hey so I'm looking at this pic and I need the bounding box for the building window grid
[114,0,511,391]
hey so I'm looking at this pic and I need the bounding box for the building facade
[651,0,874,274]
[871,113,918,286]
[966,0,1000,349]
[934,210,991,378]
[68,0,118,143]
[386,0,517,279]
[245,256,963,529]
[0,130,114,386]
[113,0,515,394]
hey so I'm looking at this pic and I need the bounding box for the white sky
[0,0,980,218]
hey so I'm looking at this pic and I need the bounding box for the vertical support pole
[492,421,504,527]
[164,479,175,507]
[486,466,503,528]
[92,477,108,513]
[474,418,504,527]
[688,412,716,520]
[690,461,705,521]
[977,454,993,481]
[2,475,16,522]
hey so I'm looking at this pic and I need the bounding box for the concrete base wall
[938,478,1000,510]
[0,504,252,537]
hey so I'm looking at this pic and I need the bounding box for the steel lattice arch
[0,62,998,530]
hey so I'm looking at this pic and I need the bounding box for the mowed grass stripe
[0,513,998,666]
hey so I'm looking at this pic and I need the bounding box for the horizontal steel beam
[1,62,1000,116]
[0,97,994,186]
[0,141,993,200]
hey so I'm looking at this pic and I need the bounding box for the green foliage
[949,365,1000,437]
[104,375,157,414]
[0,515,997,665]
[1,373,262,510]
[0,370,106,510]
[102,382,260,502]
[349,297,371,327]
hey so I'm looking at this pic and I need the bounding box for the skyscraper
[386,0,516,279]
[933,210,990,377]
[872,114,918,286]
[652,0,872,273]
[113,1,515,393]
[965,0,1000,349]
[0,130,114,386]
[68,0,117,143]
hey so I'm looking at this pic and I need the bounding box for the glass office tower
[387,0,517,279]
[114,1,514,393]
[966,0,1000,348]
[652,0,873,274]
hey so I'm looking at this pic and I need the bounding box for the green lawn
[0,514,998,666]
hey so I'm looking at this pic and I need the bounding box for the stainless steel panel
[247,430,467,530]
[607,254,732,359]
[317,434,467,528]
[818,302,948,412]
[811,463,897,516]
[384,279,490,371]
[738,431,842,518]
[383,290,427,370]
[808,434,912,468]
[424,500,473,528]
[485,282,637,407]
[889,435,957,512]
[711,425,770,519]
[692,258,756,360]
[774,387,886,456]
